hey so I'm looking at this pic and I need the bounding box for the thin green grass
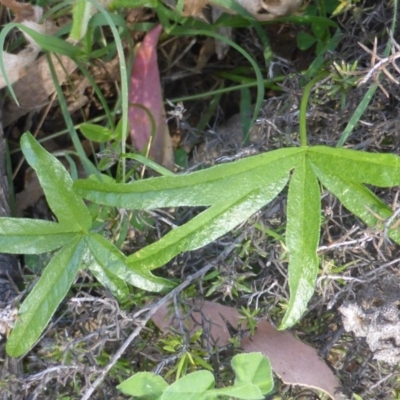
[337,0,398,146]
[46,53,97,176]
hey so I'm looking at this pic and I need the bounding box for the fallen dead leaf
[181,0,209,19]
[4,54,78,127]
[0,1,47,90]
[0,0,39,22]
[242,320,346,399]
[164,0,302,63]
[0,1,77,126]
[152,300,345,400]
[129,24,174,170]
[231,0,303,20]
[165,0,303,21]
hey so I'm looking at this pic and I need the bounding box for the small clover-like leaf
[117,372,168,398]
[161,370,214,400]
[213,353,273,399]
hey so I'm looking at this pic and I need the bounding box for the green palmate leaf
[86,233,173,292]
[280,159,321,330]
[117,372,168,397]
[0,219,76,254]
[162,370,215,400]
[7,237,86,357]
[21,132,92,231]
[74,148,301,208]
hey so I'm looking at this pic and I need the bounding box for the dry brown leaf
[0,1,46,90]
[0,0,39,22]
[242,321,346,400]
[181,0,209,19]
[4,54,78,127]
[211,7,231,60]
[196,37,216,71]
[152,300,345,400]
[152,300,239,346]
[165,0,303,21]
[231,0,303,20]
[166,0,302,64]
[0,1,77,126]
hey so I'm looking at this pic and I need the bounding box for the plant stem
[299,72,329,147]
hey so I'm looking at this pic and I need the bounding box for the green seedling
[117,352,274,400]
[296,0,341,56]
[159,329,213,380]
[238,307,261,336]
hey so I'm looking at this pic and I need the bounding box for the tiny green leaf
[7,237,85,357]
[80,123,114,143]
[213,385,262,399]
[117,372,167,397]
[231,353,273,394]
[21,132,92,231]
[297,32,317,51]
